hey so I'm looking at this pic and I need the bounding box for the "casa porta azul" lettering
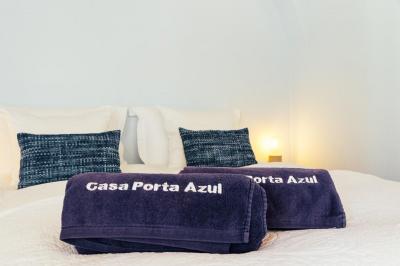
[245,175,319,184]
[86,181,223,194]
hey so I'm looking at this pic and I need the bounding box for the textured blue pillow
[179,128,257,167]
[17,130,121,189]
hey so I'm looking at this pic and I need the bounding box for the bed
[1,163,399,266]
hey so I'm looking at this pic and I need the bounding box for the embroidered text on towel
[86,181,223,194]
[245,175,319,184]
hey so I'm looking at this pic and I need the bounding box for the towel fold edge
[60,224,249,244]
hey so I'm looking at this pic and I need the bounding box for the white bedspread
[0,165,399,266]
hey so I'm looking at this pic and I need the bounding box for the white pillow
[158,107,241,169]
[130,107,169,166]
[0,109,15,188]
[2,106,127,189]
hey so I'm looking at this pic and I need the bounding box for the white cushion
[0,110,16,188]
[1,106,127,189]
[130,107,169,166]
[158,107,241,169]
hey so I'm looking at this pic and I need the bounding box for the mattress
[0,164,399,265]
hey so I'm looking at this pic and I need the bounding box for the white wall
[0,0,295,162]
[292,0,400,180]
[1,0,399,180]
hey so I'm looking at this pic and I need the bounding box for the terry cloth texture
[181,167,346,229]
[60,172,267,254]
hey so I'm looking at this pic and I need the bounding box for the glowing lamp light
[260,137,282,163]
[261,138,279,152]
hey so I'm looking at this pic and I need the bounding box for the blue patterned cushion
[17,130,121,189]
[179,128,257,167]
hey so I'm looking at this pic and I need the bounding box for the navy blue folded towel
[60,173,267,254]
[180,167,346,229]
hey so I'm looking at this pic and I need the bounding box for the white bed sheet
[0,164,399,266]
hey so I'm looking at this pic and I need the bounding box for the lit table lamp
[261,137,282,163]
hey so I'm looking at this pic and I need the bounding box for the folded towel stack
[60,172,267,254]
[180,167,346,229]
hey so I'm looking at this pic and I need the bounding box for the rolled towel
[60,172,267,254]
[180,167,346,229]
